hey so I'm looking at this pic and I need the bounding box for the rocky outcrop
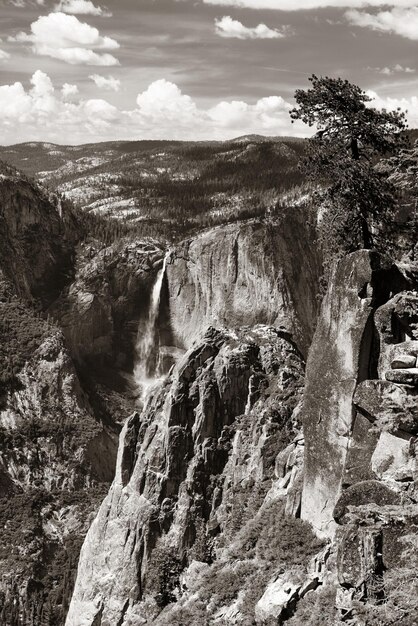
[298,247,418,622]
[166,210,322,357]
[0,164,79,304]
[52,240,165,369]
[0,331,116,489]
[0,328,116,624]
[354,379,418,435]
[300,251,406,537]
[66,325,306,625]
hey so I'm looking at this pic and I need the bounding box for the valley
[0,129,417,626]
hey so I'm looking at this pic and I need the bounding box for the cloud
[0,72,416,145]
[366,90,418,128]
[214,16,287,39]
[61,83,79,98]
[54,0,112,17]
[203,0,418,9]
[10,12,120,65]
[378,64,415,75]
[134,79,200,128]
[0,70,119,143]
[0,49,10,62]
[89,74,120,91]
[8,0,46,5]
[346,7,418,40]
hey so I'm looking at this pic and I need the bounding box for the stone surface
[66,326,305,625]
[354,379,418,434]
[53,240,165,368]
[336,503,418,611]
[0,332,117,489]
[385,368,418,386]
[375,293,418,378]
[371,431,418,483]
[301,251,399,538]
[391,354,417,369]
[0,169,79,304]
[343,411,380,486]
[255,577,300,623]
[166,214,322,357]
[333,481,401,524]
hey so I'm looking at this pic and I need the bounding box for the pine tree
[290,75,407,254]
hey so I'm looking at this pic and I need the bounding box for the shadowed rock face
[52,241,165,369]
[166,211,322,358]
[0,170,79,304]
[66,326,305,626]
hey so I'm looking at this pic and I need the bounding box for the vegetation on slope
[0,281,56,396]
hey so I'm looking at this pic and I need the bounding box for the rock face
[0,328,115,623]
[0,164,78,304]
[53,240,165,369]
[298,247,418,622]
[300,251,407,537]
[166,211,322,357]
[0,331,116,488]
[354,379,418,435]
[66,326,307,625]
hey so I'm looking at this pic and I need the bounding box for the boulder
[391,354,417,369]
[385,368,418,386]
[375,292,418,377]
[371,431,417,483]
[255,577,300,623]
[378,340,418,379]
[354,379,418,434]
[333,481,401,524]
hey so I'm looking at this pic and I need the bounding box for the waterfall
[134,255,167,396]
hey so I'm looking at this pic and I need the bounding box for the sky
[0,0,417,144]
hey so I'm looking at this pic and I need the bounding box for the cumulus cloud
[54,0,112,17]
[0,72,416,145]
[346,7,418,40]
[61,83,79,98]
[89,74,120,91]
[135,79,198,120]
[208,96,293,132]
[366,90,418,128]
[0,71,118,143]
[10,12,120,65]
[215,16,287,39]
[204,0,418,9]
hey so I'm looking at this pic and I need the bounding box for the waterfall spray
[134,255,167,396]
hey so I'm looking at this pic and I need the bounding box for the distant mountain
[0,137,307,240]
[230,134,305,144]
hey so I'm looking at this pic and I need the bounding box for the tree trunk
[350,137,359,160]
[360,215,373,249]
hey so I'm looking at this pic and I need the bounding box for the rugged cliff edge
[166,209,322,358]
[301,250,411,537]
[300,250,418,621]
[66,326,317,625]
[67,246,418,625]
[0,162,79,304]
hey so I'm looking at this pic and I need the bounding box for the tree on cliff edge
[290,75,407,254]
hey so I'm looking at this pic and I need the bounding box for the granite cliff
[67,245,418,625]
[1,162,325,624]
[166,210,321,358]
[2,154,418,625]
